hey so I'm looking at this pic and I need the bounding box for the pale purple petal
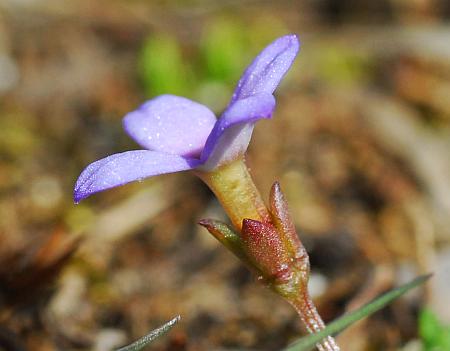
[230,34,299,103]
[123,95,217,158]
[199,93,275,170]
[74,150,200,202]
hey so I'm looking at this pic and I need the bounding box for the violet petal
[200,93,275,170]
[123,95,217,158]
[230,34,299,103]
[74,150,200,202]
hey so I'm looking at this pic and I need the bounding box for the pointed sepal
[198,219,247,260]
[269,181,306,260]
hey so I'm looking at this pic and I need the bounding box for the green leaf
[116,315,180,351]
[419,308,450,350]
[284,274,431,351]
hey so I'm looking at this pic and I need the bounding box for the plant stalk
[196,157,340,351]
[289,292,340,351]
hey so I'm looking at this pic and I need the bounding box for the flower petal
[123,95,217,157]
[200,93,275,170]
[230,34,299,103]
[74,150,200,202]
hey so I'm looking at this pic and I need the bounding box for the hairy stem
[290,292,340,351]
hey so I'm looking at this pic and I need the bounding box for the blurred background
[1,0,450,350]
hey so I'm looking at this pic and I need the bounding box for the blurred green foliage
[0,116,40,158]
[139,34,192,97]
[138,19,248,105]
[200,18,247,84]
[138,15,289,110]
[419,308,450,351]
[312,44,371,86]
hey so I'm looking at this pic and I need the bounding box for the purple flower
[74,34,300,203]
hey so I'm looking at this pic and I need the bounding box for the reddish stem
[289,292,340,351]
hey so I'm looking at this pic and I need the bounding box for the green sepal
[198,219,247,260]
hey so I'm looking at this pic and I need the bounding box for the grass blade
[284,274,431,351]
[116,315,181,351]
